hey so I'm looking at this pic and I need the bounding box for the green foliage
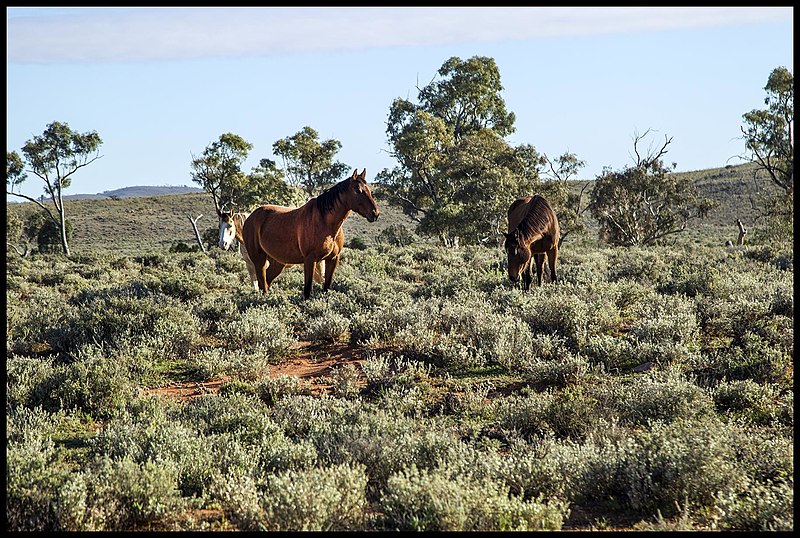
[376,223,417,246]
[7,150,27,191]
[272,125,350,198]
[23,211,74,253]
[245,157,306,207]
[190,132,253,211]
[589,131,714,246]
[379,56,546,246]
[7,121,102,256]
[740,66,793,211]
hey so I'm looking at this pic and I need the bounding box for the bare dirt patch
[144,340,368,402]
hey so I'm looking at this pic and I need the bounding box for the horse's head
[502,228,531,283]
[217,210,237,250]
[346,168,380,223]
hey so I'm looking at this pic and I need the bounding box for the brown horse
[218,209,325,290]
[502,194,560,289]
[242,168,380,299]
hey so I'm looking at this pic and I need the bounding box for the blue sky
[6,6,794,200]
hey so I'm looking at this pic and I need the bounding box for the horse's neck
[233,213,249,243]
[316,202,351,233]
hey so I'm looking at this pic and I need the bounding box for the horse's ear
[359,168,366,180]
[351,169,358,179]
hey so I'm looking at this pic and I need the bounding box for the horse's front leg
[323,255,340,292]
[522,259,533,291]
[547,247,558,284]
[303,256,317,299]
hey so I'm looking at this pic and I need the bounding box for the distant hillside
[62,185,204,200]
[5,163,783,255]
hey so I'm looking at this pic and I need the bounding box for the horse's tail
[313,260,325,284]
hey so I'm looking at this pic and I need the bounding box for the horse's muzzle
[368,210,379,223]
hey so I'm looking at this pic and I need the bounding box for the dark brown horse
[502,194,560,289]
[242,168,380,299]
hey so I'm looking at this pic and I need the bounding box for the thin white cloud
[7,6,793,64]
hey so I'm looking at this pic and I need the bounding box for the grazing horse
[502,194,560,289]
[242,168,380,299]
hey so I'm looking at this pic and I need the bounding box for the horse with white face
[217,210,260,290]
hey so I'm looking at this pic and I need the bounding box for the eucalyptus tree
[190,133,253,213]
[377,55,547,246]
[6,121,103,256]
[589,130,714,246]
[244,158,305,208]
[739,66,793,236]
[272,126,350,198]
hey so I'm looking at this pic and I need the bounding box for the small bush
[380,464,568,531]
[220,464,369,531]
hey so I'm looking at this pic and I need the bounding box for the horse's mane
[315,178,351,214]
[513,195,555,244]
[232,212,249,240]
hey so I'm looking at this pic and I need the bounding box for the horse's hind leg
[249,248,269,292]
[534,253,545,287]
[264,256,286,290]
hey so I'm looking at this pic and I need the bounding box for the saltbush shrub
[380,464,569,531]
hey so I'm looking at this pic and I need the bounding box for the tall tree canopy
[272,126,350,198]
[739,66,793,237]
[6,121,102,256]
[378,55,550,246]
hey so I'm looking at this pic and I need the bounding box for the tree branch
[188,214,208,253]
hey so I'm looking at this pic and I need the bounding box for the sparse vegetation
[5,160,793,531]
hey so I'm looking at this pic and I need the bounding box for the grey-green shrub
[225,304,296,357]
[6,434,71,531]
[601,368,715,426]
[219,464,369,531]
[715,478,793,531]
[54,456,185,531]
[380,464,568,531]
[581,418,743,517]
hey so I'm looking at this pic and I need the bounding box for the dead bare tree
[542,152,590,248]
[6,242,29,257]
[188,214,207,253]
[735,218,747,246]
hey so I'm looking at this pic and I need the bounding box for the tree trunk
[57,191,70,256]
[188,214,208,253]
[736,219,747,246]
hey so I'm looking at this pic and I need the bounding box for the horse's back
[508,194,559,242]
[243,203,307,264]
